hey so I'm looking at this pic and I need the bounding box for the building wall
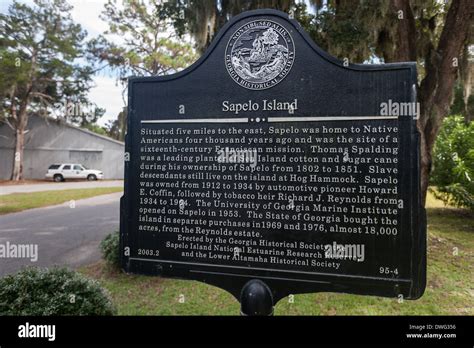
[0,116,125,179]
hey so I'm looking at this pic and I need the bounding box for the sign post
[240,279,274,316]
[120,9,426,315]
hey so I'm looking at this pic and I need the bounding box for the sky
[0,0,124,126]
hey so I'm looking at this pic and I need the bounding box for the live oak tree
[296,0,473,205]
[0,0,95,180]
[171,0,473,205]
[384,0,472,206]
[169,0,295,54]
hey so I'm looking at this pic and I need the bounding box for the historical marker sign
[121,9,426,306]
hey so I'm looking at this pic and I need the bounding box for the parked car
[45,163,104,182]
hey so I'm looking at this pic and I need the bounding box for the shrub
[100,230,120,268]
[0,267,116,315]
[430,115,474,210]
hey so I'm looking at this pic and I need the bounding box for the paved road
[0,192,122,276]
[0,180,123,195]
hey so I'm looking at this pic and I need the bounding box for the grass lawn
[80,193,474,315]
[0,187,123,215]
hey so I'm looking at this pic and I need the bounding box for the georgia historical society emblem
[225,20,295,90]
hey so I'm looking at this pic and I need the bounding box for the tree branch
[30,92,54,100]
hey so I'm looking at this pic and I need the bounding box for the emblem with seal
[225,20,295,90]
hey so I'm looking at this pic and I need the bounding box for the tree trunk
[11,125,25,181]
[418,127,430,208]
[391,0,417,62]
[10,100,29,181]
[460,46,473,124]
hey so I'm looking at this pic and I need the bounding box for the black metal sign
[120,9,426,311]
